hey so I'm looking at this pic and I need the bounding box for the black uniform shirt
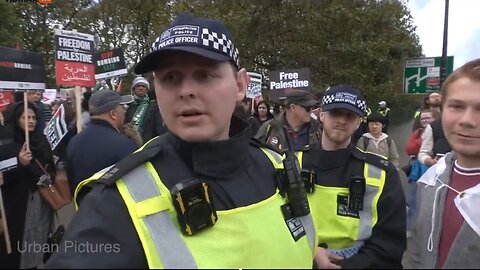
[46,118,281,268]
[303,145,406,269]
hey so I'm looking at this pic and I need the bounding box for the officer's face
[442,77,480,164]
[153,52,247,142]
[320,108,360,149]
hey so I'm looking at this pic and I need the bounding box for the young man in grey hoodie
[411,58,480,268]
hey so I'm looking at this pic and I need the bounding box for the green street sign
[404,56,454,94]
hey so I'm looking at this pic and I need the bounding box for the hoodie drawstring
[427,177,462,252]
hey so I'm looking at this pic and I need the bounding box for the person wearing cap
[65,90,137,197]
[377,100,391,134]
[125,76,167,143]
[255,89,321,153]
[297,84,406,268]
[46,13,316,269]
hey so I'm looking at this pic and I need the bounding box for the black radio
[279,126,311,218]
[170,178,218,236]
[348,176,366,212]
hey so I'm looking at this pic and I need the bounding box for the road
[56,120,417,266]
[388,119,415,268]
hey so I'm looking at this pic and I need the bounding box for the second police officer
[298,85,406,268]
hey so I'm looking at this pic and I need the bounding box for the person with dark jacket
[301,85,406,268]
[255,89,321,152]
[125,76,167,142]
[66,90,137,196]
[46,14,316,268]
[0,102,54,268]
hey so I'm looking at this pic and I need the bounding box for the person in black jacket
[301,84,406,268]
[255,89,321,152]
[66,90,137,195]
[45,13,316,269]
[0,102,54,268]
[125,76,167,143]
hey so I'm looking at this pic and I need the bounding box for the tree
[0,2,22,48]
[5,0,424,121]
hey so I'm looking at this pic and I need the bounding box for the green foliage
[0,2,22,48]
[4,0,425,121]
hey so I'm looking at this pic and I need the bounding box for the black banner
[0,46,45,90]
[0,125,17,172]
[54,33,94,64]
[268,68,310,103]
[93,48,127,80]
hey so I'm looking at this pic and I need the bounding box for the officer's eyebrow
[154,55,221,72]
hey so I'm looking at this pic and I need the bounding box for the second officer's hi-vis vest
[289,150,387,258]
[74,140,317,269]
[378,107,390,117]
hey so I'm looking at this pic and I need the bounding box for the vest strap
[118,164,197,268]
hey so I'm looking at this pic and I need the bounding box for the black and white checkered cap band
[322,92,367,114]
[150,25,239,67]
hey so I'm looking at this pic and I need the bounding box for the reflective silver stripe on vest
[367,164,382,179]
[262,148,283,164]
[358,164,381,241]
[331,164,382,257]
[299,214,316,251]
[122,165,197,268]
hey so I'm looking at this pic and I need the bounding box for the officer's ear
[235,68,248,102]
[355,116,361,130]
[320,111,326,123]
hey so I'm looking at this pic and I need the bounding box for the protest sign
[45,104,68,150]
[268,68,310,103]
[0,46,45,90]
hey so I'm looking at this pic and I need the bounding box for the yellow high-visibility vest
[75,147,317,268]
[290,151,387,258]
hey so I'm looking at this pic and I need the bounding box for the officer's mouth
[455,132,480,139]
[178,109,206,122]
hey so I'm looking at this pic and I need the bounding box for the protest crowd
[0,11,479,270]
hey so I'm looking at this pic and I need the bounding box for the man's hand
[56,169,68,182]
[425,156,438,167]
[315,247,343,269]
[18,142,32,167]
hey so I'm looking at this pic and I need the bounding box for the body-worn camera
[170,178,218,236]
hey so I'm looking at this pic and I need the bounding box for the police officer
[298,85,406,268]
[45,13,316,268]
[377,100,391,134]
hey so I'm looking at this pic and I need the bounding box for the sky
[407,0,480,69]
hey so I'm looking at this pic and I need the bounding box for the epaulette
[97,135,167,186]
[351,146,390,171]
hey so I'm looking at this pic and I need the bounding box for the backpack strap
[362,137,370,151]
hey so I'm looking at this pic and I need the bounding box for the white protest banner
[246,72,263,98]
[45,104,68,150]
[42,89,57,105]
